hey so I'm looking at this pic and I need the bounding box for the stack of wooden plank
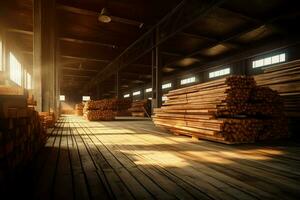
[84,110,115,121]
[153,76,287,144]
[116,99,132,116]
[254,59,300,117]
[75,103,84,116]
[0,86,47,182]
[39,112,55,129]
[83,99,117,121]
[129,99,151,117]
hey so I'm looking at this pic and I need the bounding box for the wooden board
[9,115,300,199]
[0,85,25,96]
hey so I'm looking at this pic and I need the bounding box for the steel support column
[154,28,162,108]
[151,32,156,110]
[115,71,121,99]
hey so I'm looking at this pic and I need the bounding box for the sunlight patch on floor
[128,150,190,167]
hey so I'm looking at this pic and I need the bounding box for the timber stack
[254,59,300,118]
[0,85,47,184]
[153,75,287,144]
[129,99,151,117]
[116,99,132,116]
[75,103,84,116]
[83,99,117,121]
[39,112,55,129]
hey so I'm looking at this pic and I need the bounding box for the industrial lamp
[98,7,111,23]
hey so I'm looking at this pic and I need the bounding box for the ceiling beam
[63,74,91,78]
[82,0,226,92]
[56,4,144,28]
[179,32,242,48]
[61,80,88,83]
[62,67,98,72]
[60,55,111,63]
[6,28,33,35]
[111,16,144,28]
[59,37,118,49]
[219,7,262,24]
[161,51,183,57]
[130,63,151,68]
[120,72,152,80]
[179,32,218,42]
[187,11,297,58]
[61,55,153,68]
[6,28,125,49]
[121,71,149,76]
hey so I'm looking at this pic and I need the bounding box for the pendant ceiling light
[98,7,111,23]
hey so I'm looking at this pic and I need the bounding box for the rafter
[6,28,33,35]
[56,4,144,27]
[161,51,183,57]
[60,55,111,63]
[59,37,118,49]
[218,7,262,24]
[62,67,98,72]
[165,10,299,67]
[179,32,218,42]
[63,74,91,78]
[187,18,288,57]
[82,0,226,92]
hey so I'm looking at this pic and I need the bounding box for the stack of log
[129,99,151,117]
[83,99,117,121]
[116,99,132,116]
[75,103,84,116]
[254,59,300,117]
[0,85,47,184]
[153,76,288,144]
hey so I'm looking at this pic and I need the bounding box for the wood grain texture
[17,115,300,200]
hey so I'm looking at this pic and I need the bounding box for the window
[145,88,152,93]
[162,83,172,89]
[124,94,130,98]
[25,71,32,89]
[82,96,90,101]
[252,53,286,68]
[59,95,65,101]
[181,76,196,85]
[133,91,141,96]
[209,68,230,78]
[162,96,168,101]
[9,53,22,86]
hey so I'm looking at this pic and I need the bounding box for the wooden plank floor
[25,115,300,199]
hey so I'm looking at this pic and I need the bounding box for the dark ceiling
[1,0,300,97]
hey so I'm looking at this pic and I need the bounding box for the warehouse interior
[1,0,300,199]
